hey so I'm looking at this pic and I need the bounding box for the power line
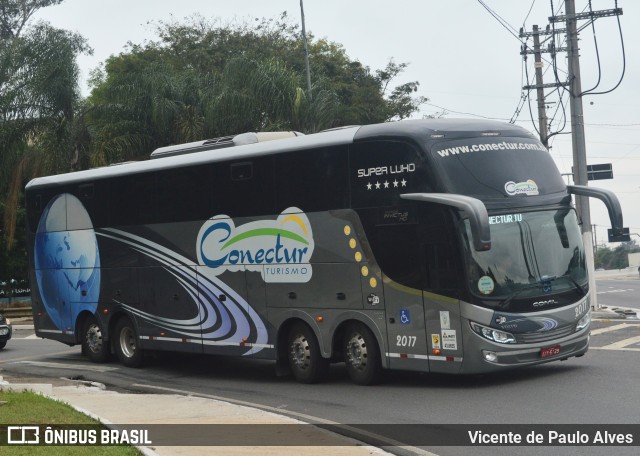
[476,0,522,41]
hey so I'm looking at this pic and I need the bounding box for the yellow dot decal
[370,277,378,288]
[349,239,356,249]
[355,251,362,262]
[361,266,369,277]
[344,225,351,236]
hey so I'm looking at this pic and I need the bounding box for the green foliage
[1,0,91,255]
[0,201,28,282]
[0,0,64,39]
[594,240,640,270]
[86,13,425,163]
[1,7,427,264]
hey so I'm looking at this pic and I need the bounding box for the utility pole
[532,25,549,148]
[299,0,312,102]
[564,0,597,308]
[520,25,562,147]
[552,0,622,309]
[521,1,623,309]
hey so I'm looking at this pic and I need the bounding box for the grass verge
[0,390,140,455]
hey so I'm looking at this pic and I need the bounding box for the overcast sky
[34,0,639,245]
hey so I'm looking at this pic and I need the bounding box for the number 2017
[396,335,416,347]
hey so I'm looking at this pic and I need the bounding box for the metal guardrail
[0,298,33,318]
[0,304,32,319]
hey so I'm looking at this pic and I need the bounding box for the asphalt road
[596,278,640,310]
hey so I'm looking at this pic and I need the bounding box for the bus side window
[420,206,461,295]
[26,194,43,233]
[275,146,349,212]
[212,157,275,217]
[108,174,156,227]
[424,243,459,293]
[78,184,94,199]
[230,162,253,181]
[156,167,212,223]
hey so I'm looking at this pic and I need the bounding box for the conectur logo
[197,208,315,283]
[504,179,539,196]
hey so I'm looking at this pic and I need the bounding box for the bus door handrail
[567,185,624,234]
[400,193,491,252]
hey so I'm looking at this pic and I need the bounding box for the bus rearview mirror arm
[400,193,491,252]
[567,185,624,233]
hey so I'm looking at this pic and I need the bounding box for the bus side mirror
[567,185,629,243]
[608,228,631,243]
[401,193,491,251]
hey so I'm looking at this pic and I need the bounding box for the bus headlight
[576,312,591,331]
[470,321,516,344]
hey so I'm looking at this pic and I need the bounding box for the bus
[25,119,626,385]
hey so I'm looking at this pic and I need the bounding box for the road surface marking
[590,323,630,335]
[593,334,640,350]
[14,360,119,372]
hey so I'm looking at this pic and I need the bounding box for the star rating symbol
[366,179,405,190]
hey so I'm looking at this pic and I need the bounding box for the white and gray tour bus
[25,119,626,384]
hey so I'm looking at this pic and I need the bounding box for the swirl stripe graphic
[97,228,268,355]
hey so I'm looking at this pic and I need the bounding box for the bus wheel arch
[112,315,144,368]
[77,312,111,363]
[282,319,329,384]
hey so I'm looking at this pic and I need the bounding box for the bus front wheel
[287,322,329,384]
[343,323,382,385]
[114,317,143,368]
[81,316,110,363]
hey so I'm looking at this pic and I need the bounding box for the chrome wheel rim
[86,324,103,353]
[290,334,310,371]
[119,326,136,358]
[346,333,367,371]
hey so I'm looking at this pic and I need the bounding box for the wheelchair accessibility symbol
[400,309,411,324]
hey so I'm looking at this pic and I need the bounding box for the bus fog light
[470,321,516,344]
[576,312,591,331]
[483,350,498,362]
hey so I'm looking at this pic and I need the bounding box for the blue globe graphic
[34,194,101,331]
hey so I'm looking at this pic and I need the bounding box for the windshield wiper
[499,282,542,309]
[499,274,586,309]
[540,274,587,296]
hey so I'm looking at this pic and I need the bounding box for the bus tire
[114,317,143,368]
[343,322,382,385]
[81,316,111,363]
[287,322,329,384]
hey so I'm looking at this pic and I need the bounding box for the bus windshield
[463,209,587,305]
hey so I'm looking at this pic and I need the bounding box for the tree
[86,14,426,163]
[594,240,640,270]
[1,0,91,250]
[0,0,63,39]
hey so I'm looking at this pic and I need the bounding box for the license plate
[540,345,561,358]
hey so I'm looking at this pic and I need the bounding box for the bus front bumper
[462,329,589,373]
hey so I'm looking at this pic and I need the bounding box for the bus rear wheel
[287,322,329,384]
[81,316,110,363]
[114,317,143,368]
[343,323,382,385]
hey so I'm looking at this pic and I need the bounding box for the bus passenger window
[231,162,253,181]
